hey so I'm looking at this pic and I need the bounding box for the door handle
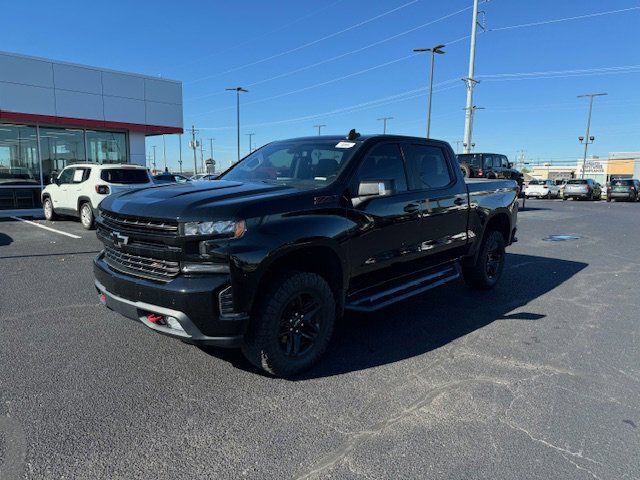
[404,203,420,213]
[453,197,465,206]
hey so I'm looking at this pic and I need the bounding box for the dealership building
[0,50,183,216]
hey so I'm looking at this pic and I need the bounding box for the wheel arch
[247,241,348,316]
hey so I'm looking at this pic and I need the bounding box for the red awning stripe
[0,110,183,135]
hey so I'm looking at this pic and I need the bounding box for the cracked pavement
[0,199,639,479]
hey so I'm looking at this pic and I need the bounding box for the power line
[491,5,640,32]
[173,0,345,70]
[186,0,419,85]
[187,5,476,101]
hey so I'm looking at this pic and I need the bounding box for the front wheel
[463,230,506,290]
[241,272,336,377]
[80,202,95,230]
[43,197,57,221]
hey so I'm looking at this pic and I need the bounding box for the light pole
[226,86,248,162]
[245,133,255,153]
[414,44,446,139]
[313,124,326,136]
[151,145,157,171]
[377,117,393,134]
[162,134,167,170]
[577,93,607,179]
[207,138,215,160]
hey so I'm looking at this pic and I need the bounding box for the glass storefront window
[40,128,86,184]
[0,123,129,210]
[0,124,40,186]
[86,130,127,164]
[0,124,42,210]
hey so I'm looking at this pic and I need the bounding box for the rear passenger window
[356,143,407,194]
[403,144,453,190]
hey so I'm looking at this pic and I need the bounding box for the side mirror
[508,162,513,169]
[358,179,395,198]
[50,176,58,185]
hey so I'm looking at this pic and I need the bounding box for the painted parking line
[10,217,82,239]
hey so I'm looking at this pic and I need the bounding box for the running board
[345,263,461,312]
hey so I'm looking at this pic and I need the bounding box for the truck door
[401,142,469,268]
[346,142,424,290]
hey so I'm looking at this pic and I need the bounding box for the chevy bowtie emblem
[111,231,129,248]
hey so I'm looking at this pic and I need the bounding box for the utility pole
[313,124,326,136]
[454,140,463,154]
[578,93,607,179]
[463,0,480,153]
[377,117,393,134]
[414,44,445,139]
[151,146,157,171]
[162,134,167,170]
[208,138,215,162]
[245,133,255,153]
[190,125,199,175]
[178,134,183,173]
[199,140,205,173]
[226,87,248,162]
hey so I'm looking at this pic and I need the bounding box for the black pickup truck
[94,132,518,377]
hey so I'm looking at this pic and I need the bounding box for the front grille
[104,246,180,282]
[101,211,178,237]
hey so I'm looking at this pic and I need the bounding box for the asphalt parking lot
[1,199,639,480]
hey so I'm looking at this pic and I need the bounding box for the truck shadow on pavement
[0,232,13,246]
[204,253,587,379]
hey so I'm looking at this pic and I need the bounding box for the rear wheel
[241,272,336,377]
[460,164,471,178]
[80,202,95,230]
[463,230,506,290]
[43,197,57,221]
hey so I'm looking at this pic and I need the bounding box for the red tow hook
[146,313,165,325]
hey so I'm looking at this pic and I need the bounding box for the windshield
[219,139,360,189]
[100,169,149,184]
[567,180,588,185]
[528,180,542,185]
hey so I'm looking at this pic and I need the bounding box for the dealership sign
[581,160,605,173]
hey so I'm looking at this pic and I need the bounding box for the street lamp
[577,92,607,179]
[414,44,446,139]
[226,86,248,162]
[246,133,255,153]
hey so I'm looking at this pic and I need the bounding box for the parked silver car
[563,179,601,201]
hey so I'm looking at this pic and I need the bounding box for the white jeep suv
[41,164,153,229]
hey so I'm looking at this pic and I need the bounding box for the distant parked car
[524,179,561,199]
[606,179,640,202]
[42,164,153,229]
[563,179,601,201]
[153,173,191,184]
[190,174,217,181]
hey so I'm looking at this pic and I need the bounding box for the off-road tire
[241,272,336,377]
[463,230,506,290]
[460,164,472,178]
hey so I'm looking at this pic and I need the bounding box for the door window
[57,168,75,184]
[402,144,453,190]
[501,156,509,168]
[355,143,407,194]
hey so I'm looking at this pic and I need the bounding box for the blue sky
[3,0,640,171]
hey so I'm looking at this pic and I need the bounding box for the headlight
[183,220,246,238]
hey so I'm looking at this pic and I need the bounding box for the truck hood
[100,179,295,220]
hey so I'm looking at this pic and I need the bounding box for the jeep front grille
[104,246,180,282]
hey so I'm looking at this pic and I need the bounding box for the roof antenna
[347,129,361,140]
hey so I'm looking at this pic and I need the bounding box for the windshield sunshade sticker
[335,141,356,148]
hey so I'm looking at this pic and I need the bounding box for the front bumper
[94,254,248,347]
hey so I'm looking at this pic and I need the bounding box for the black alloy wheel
[278,292,322,358]
[485,235,505,280]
